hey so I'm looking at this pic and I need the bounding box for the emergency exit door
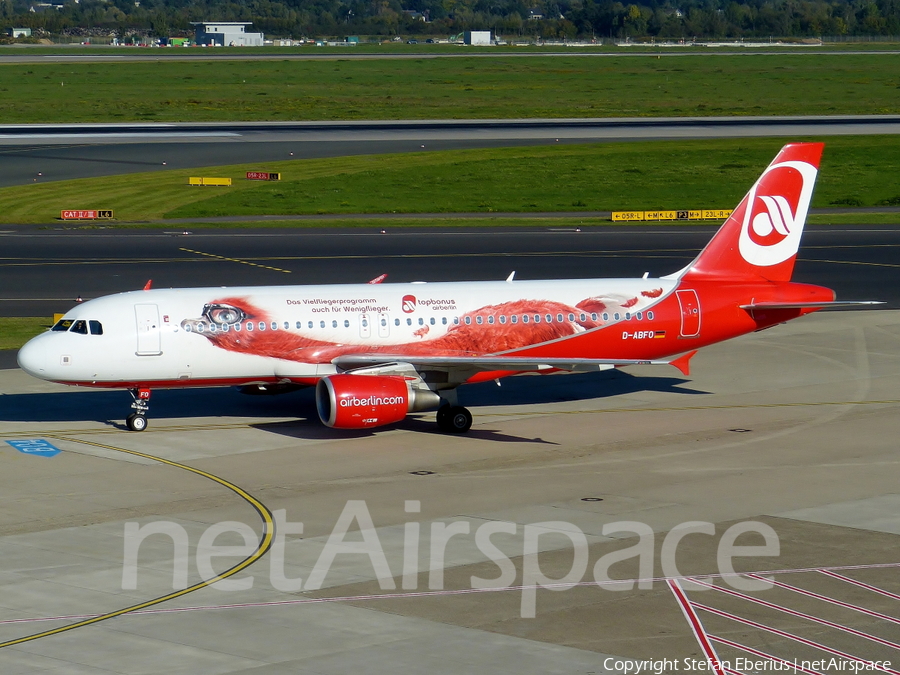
[135,304,162,355]
[676,289,701,338]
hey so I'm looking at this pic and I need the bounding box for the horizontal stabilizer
[740,301,884,311]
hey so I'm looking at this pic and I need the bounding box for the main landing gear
[436,404,473,434]
[126,387,151,432]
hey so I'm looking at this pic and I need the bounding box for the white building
[191,22,263,47]
[464,31,491,45]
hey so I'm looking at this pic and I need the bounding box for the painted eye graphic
[203,304,246,326]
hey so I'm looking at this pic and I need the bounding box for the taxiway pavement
[0,309,898,673]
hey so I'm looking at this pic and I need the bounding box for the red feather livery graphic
[179,294,658,363]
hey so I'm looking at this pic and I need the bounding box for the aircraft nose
[17,337,47,377]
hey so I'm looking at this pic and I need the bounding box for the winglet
[669,350,698,376]
[368,273,388,284]
[506,271,516,283]
[142,279,153,291]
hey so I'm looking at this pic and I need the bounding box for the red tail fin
[681,143,824,283]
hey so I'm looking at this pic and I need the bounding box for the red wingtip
[670,350,698,377]
[368,273,388,285]
[143,279,152,291]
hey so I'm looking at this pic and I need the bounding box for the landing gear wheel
[126,413,148,432]
[437,405,472,434]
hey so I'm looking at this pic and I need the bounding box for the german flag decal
[654,331,667,338]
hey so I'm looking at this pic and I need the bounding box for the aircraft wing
[333,351,698,376]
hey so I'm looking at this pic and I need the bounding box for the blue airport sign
[6,439,62,458]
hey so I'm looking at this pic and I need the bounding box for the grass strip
[1,52,900,123]
[2,137,899,225]
[0,317,51,350]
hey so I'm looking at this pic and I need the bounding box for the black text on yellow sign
[612,210,733,222]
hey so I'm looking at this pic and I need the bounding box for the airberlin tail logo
[738,160,818,267]
[401,295,417,313]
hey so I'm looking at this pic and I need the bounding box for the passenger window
[476,316,483,325]
[383,318,388,326]
[246,322,253,331]
[442,317,447,325]
[625,313,631,321]
[568,313,575,322]
[511,315,518,324]
[418,318,424,326]
[296,321,302,329]
[636,312,643,320]
[465,316,472,325]
[333,320,338,328]
[234,323,241,332]
[556,313,563,323]
[284,321,290,330]
[429,317,435,325]
[500,316,507,324]
[259,322,266,331]
[52,319,73,331]
[602,313,609,321]
[345,320,350,328]
[70,320,88,335]
[614,313,620,321]
[453,317,459,325]
[221,324,229,333]
[648,311,655,320]
[89,320,103,335]
[395,318,400,326]
[591,313,598,321]
[271,322,278,330]
[523,315,529,324]
[320,321,326,328]
[488,316,494,324]
[579,313,586,322]
[308,321,314,329]
[533,315,540,323]
[407,318,412,326]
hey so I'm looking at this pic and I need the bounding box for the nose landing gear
[126,388,151,431]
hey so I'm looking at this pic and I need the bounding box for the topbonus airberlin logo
[402,295,417,313]
[738,160,818,267]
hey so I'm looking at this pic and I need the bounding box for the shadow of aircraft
[2,369,707,437]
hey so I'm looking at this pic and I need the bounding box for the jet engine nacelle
[315,374,441,429]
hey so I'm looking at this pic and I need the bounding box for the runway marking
[708,636,826,675]
[3,247,899,270]
[676,566,900,675]
[820,570,900,601]
[687,577,900,650]
[0,436,276,650]
[689,601,900,673]
[668,579,725,675]
[745,573,900,625]
[800,257,900,269]
[183,247,292,273]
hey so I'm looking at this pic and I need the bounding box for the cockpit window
[89,320,103,335]
[52,319,73,331]
[70,320,88,335]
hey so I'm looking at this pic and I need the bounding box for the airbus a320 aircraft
[18,143,865,433]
